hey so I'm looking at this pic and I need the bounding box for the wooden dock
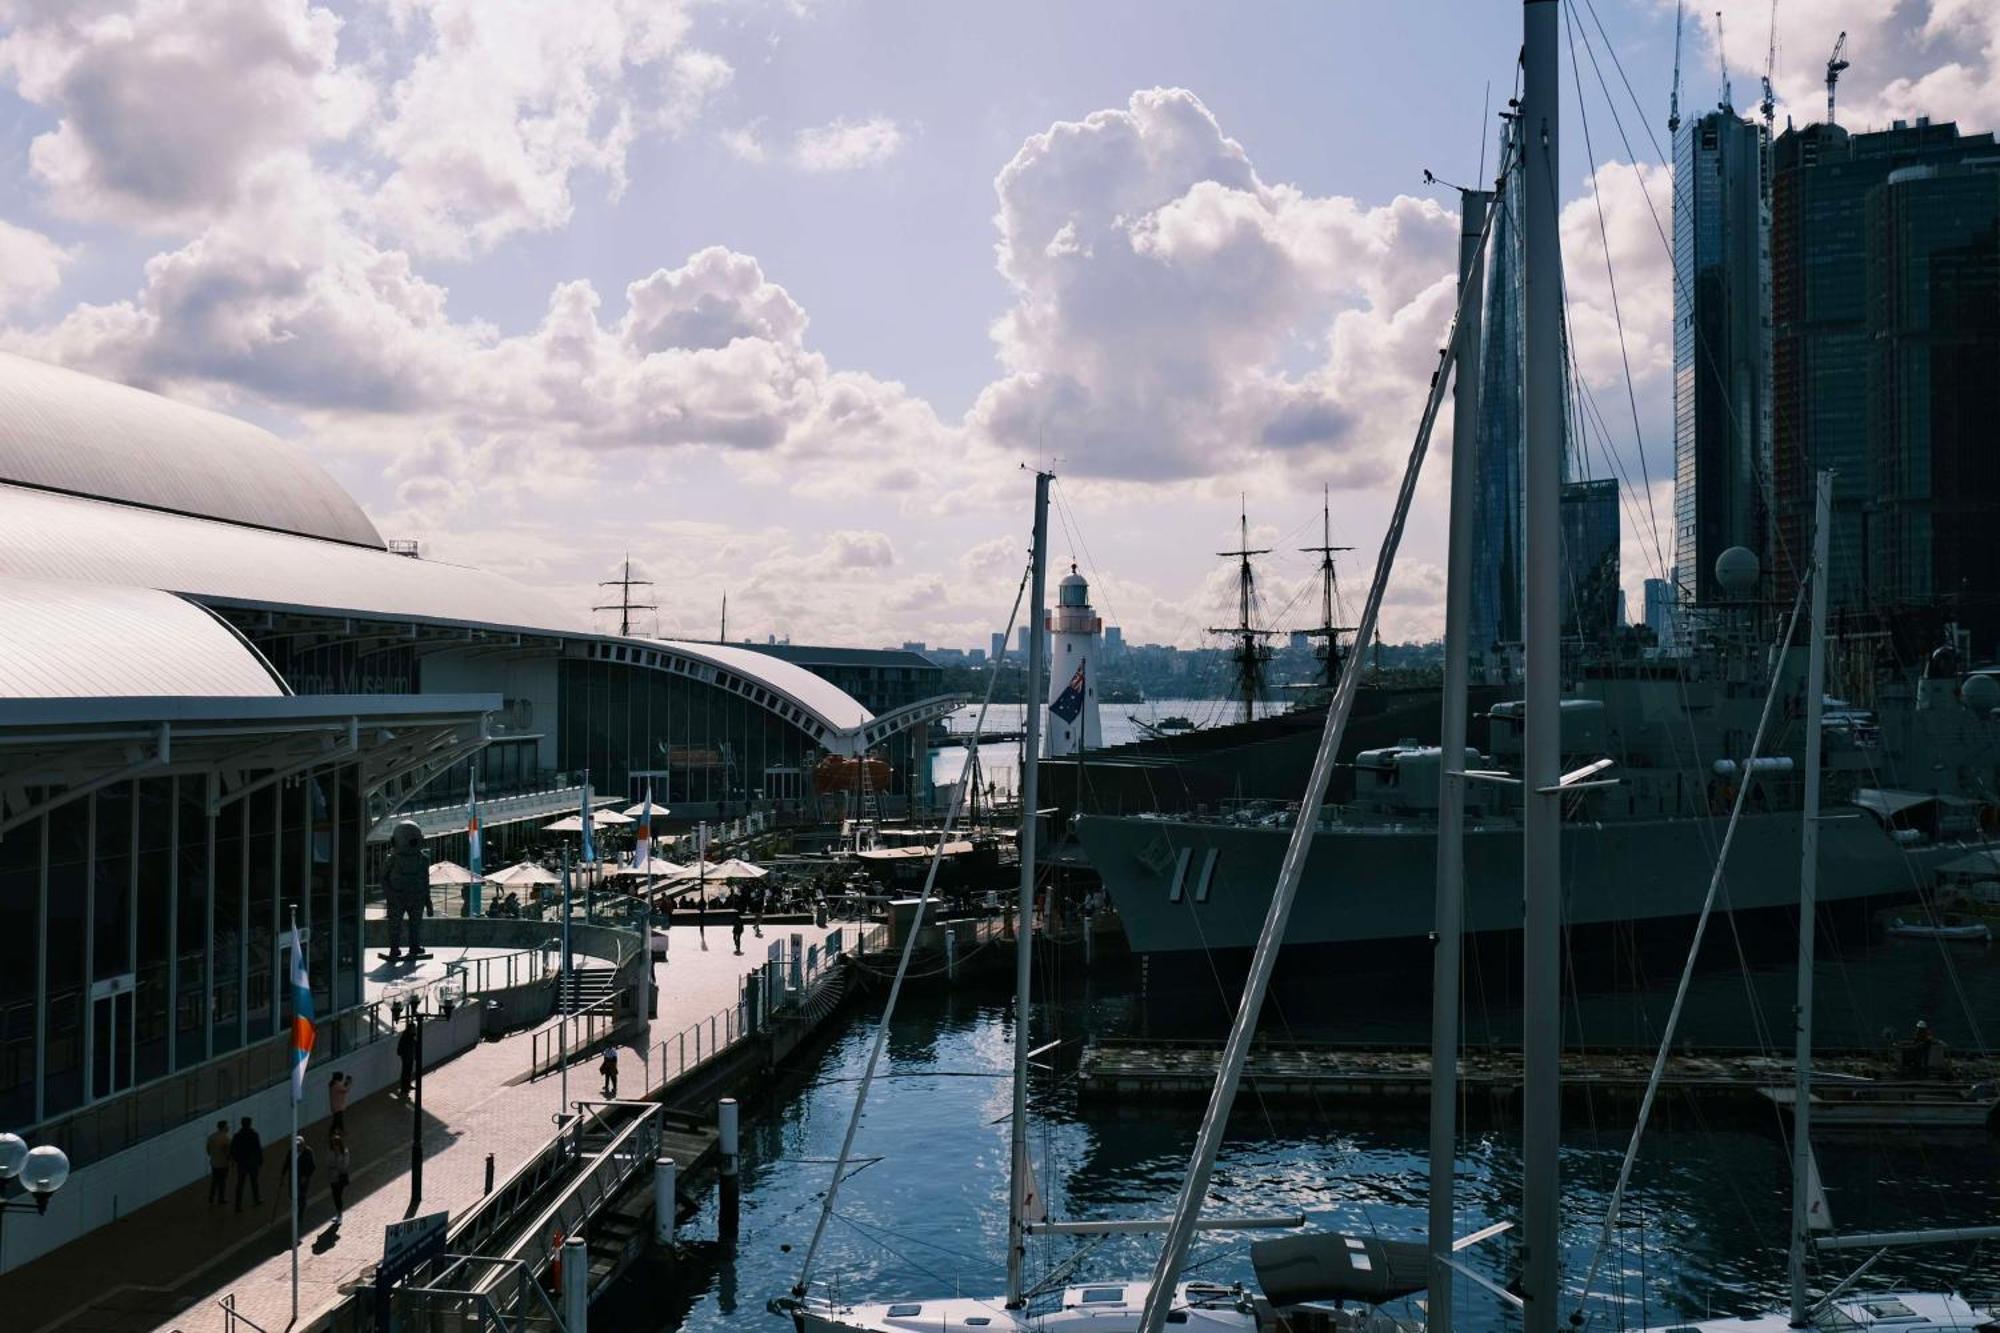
[1077,1039,2000,1130]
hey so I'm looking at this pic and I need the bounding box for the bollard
[562,1234,589,1332]
[654,1156,677,1245]
[944,926,957,982]
[1084,916,1093,966]
[484,1152,495,1196]
[718,1097,741,1243]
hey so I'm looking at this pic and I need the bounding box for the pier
[0,916,876,1333]
[1078,1038,2000,1129]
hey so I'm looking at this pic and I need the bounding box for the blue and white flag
[580,773,597,864]
[1049,661,1087,724]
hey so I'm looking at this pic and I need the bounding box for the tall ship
[1076,614,2000,955]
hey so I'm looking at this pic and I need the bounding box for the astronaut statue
[383,820,432,961]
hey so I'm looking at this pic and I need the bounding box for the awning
[1852,788,1936,819]
[1939,849,2000,877]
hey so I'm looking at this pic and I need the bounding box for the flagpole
[561,847,572,1122]
[288,905,300,1324]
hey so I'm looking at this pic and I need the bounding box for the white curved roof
[0,482,587,634]
[661,640,873,729]
[0,350,384,549]
[0,574,285,698]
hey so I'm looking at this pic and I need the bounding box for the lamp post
[0,1132,71,1270]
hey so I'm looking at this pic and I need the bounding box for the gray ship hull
[1075,810,1953,954]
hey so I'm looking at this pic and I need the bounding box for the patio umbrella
[621,801,672,819]
[611,856,686,879]
[540,809,634,833]
[704,858,768,881]
[485,861,560,886]
[428,860,477,885]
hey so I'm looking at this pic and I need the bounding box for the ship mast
[594,555,657,637]
[1298,485,1356,691]
[1208,499,1277,726]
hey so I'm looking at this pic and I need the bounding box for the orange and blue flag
[580,775,597,864]
[289,937,315,1102]
[636,790,654,867]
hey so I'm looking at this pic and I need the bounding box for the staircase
[557,966,618,1014]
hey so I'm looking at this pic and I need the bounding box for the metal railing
[529,993,623,1080]
[641,1000,746,1095]
[217,1292,273,1333]
[401,1255,565,1333]
[482,1102,662,1303]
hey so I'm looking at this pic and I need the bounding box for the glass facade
[1673,108,1771,606]
[2,764,364,1131]
[1864,165,2000,642]
[1771,118,1999,619]
[1561,479,1621,643]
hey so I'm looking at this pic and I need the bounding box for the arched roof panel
[0,350,385,549]
[0,574,286,699]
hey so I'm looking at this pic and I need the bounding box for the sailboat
[1626,476,2000,1330]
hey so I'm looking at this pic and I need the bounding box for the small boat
[1885,914,1992,942]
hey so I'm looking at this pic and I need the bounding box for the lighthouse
[1045,564,1102,756]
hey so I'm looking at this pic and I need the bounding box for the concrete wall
[0,1005,481,1274]
[420,651,559,771]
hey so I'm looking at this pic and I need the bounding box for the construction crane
[1825,31,1849,126]
[1668,1,1684,134]
[1759,0,1778,131]
[1716,10,1732,110]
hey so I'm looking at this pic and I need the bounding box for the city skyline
[2,2,1998,650]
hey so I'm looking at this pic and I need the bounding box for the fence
[528,992,623,1081]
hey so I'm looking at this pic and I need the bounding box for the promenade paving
[0,922,833,1333]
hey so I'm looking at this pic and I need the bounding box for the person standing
[398,1020,419,1096]
[599,1046,619,1098]
[230,1115,264,1212]
[326,1130,351,1222]
[327,1070,351,1133]
[205,1120,232,1206]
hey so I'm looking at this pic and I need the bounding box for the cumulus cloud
[969,88,1457,487]
[791,116,904,171]
[0,0,369,227]
[0,219,67,314]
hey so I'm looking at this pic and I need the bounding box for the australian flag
[1050,661,1087,724]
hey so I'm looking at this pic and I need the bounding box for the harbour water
[637,941,2000,1331]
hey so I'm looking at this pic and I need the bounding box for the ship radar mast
[1297,484,1357,691]
[594,554,658,637]
[1207,498,1277,727]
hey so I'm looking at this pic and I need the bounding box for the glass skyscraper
[1673,106,1771,607]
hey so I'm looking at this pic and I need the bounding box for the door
[90,973,135,1100]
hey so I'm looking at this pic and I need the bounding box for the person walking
[398,1020,419,1096]
[731,912,745,955]
[326,1129,352,1222]
[205,1120,232,1206]
[599,1046,619,1098]
[327,1070,351,1132]
[230,1115,264,1212]
[279,1135,317,1229]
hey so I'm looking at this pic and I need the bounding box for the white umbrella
[622,801,673,819]
[485,861,560,886]
[541,809,634,833]
[696,858,767,881]
[611,856,686,879]
[428,860,477,885]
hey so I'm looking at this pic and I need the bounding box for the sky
[2,0,1996,651]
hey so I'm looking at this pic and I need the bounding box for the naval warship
[1075,630,2000,956]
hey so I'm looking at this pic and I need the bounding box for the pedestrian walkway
[0,923,843,1333]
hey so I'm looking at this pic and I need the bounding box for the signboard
[376,1209,450,1320]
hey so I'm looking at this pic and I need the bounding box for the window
[1080,1290,1125,1305]
[886,1306,923,1318]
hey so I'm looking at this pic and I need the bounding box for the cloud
[719,121,767,163]
[0,219,68,314]
[366,0,729,257]
[0,0,369,227]
[968,88,1458,488]
[791,116,904,171]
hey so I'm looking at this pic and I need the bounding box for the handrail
[217,1292,273,1333]
[529,991,623,1080]
[402,1252,568,1332]
[481,1103,663,1300]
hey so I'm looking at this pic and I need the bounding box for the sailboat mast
[1789,469,1832,1324]
[1429,183,1491,1329]
[1298,486,1354,690]
[1520,2,1565,1327]
[1007,470,1052,1308]
[1210,501,1272,727]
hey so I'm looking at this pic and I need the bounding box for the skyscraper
[1770,117,1999,619]
[1560,479,1620,643]
[1643,577,1678,653]
[1673,105,1771,607]
[1865,160,2000,639]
